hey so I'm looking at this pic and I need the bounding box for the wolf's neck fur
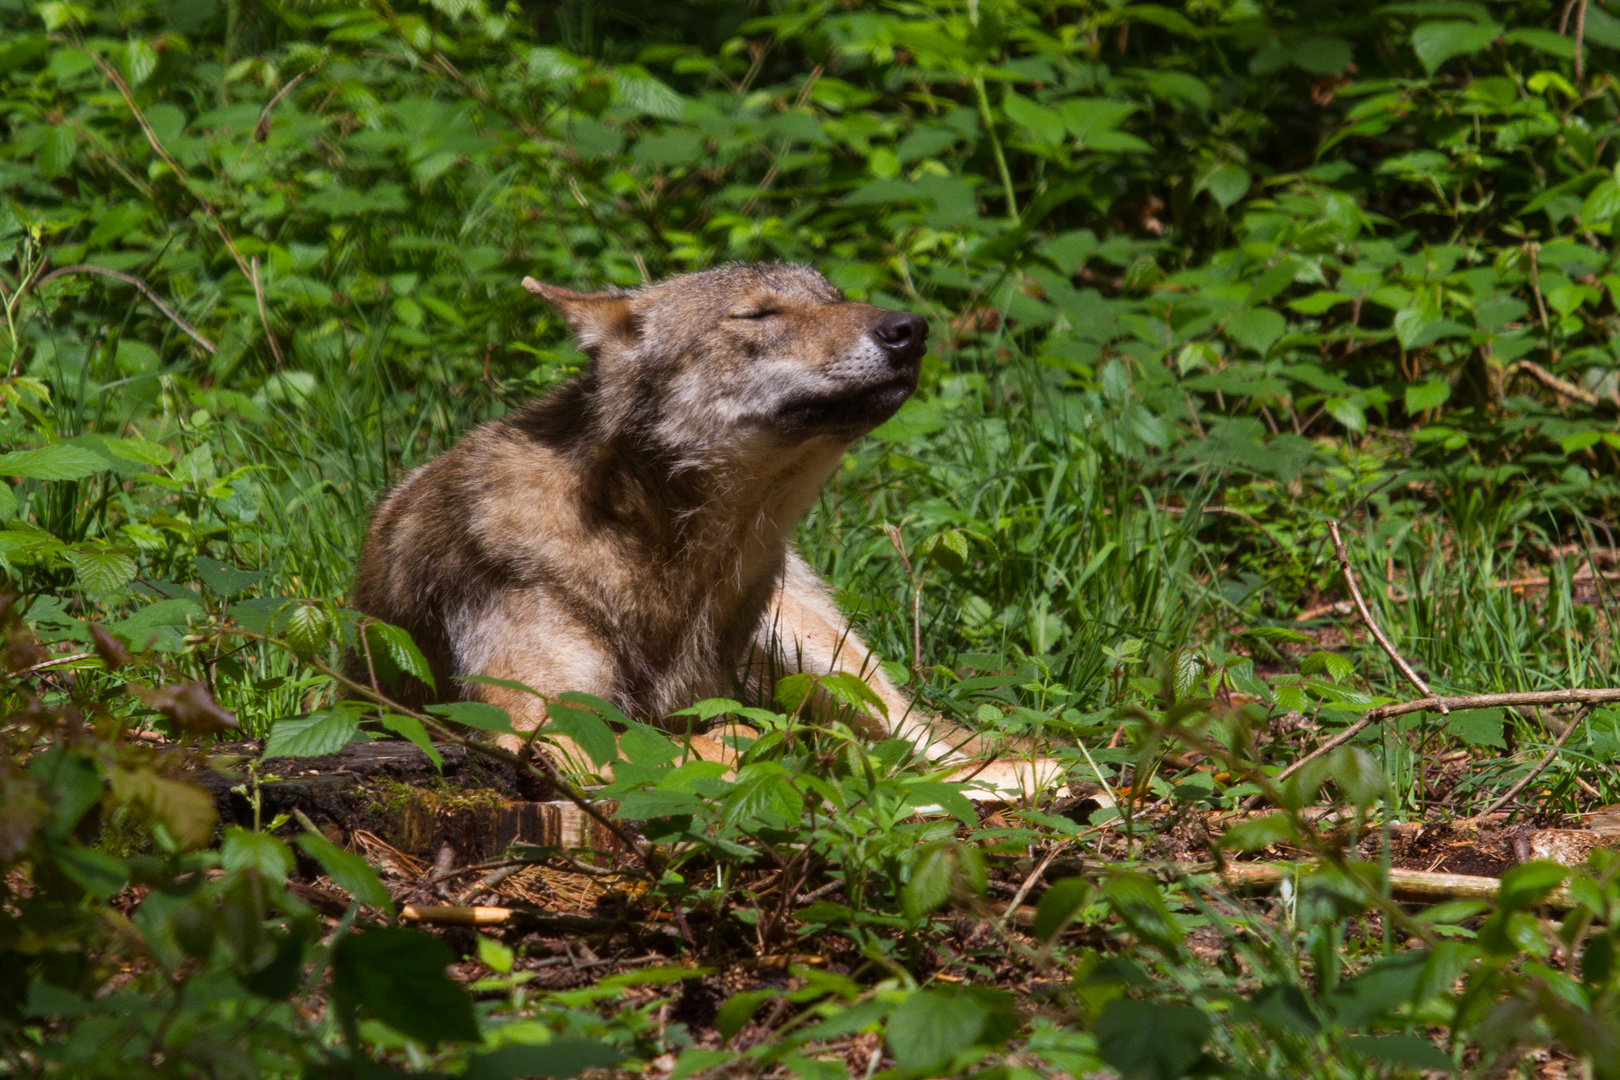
[505,373,844,717]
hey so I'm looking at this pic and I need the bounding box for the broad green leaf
[1445,708,1505,748]
[427,700,516,733]
[1003,91,1066,144]
[222,827,295,880]
[715,990,774,1043]
[262,708,361,761]
[1197,163,1250,209]
[1404,380,1451,413]
[1032,877,1092,943]
[1346,1034,1455,1072]
[886,989,988,1072]
[296,830,393,914]
[1299,651,1355,682]
[902,843,953,920]
[51,844,128,900]
[378,712,443,770]
[1103,874,1183,953]
[1220,813,1299,852]
[1496,860,1567,912]
[65,548,137,595]
[331,927,477,1044]
[1411,20,1501,74]
[462,1043,622,1080]
[1095,999,1211,1080]
[545,695,618,768]
[0,445,108,480]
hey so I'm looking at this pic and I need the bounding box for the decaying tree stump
[197,739,623,858]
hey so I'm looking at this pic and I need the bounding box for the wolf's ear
[522,277,637,353]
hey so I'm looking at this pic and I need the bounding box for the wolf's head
[521,263,926,467]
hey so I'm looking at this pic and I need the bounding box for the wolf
[350,263,1062,800]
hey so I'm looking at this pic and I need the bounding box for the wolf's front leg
[752,550,1068,803]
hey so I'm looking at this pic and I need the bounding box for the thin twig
[5,651,94,680]
[250,257,287,368]
[1328,520,1445,713]
[1244,689,1620,809]
[1475,706,1592,819]
[255,69,315,142]
[35,265,216,353]
[999,844,1064,927]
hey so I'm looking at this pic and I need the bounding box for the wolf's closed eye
[730,307,779,320]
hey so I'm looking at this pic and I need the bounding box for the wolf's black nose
[873,311,927,364]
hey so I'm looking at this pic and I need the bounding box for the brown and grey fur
[350,263,1063,799]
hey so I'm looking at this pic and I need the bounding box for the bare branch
[1475,706,1592,819]
[1328,520,1443,711]
[35,265,216,354]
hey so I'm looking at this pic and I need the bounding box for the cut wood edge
[400,904,514,926]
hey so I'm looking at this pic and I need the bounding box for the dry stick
[1572,0,1591,81]
[35,265,216,353]
[250,257,288,368]
[1327,520,1445,713]
[1476,706,1593,819]
[999,844,1064,928]
[1509,358,1612,409]
[6,651,95,680]
[1246,688,1620,810]
[254,69,315,142]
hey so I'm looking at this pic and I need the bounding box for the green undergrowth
[4,0,1620,1077]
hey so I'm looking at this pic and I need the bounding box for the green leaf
[1102,874,1184,954]
[51,843,127,900]
[477,935,514,975]
[904,781,977,826]
[887,989,987,1072]
[1496,860,1567,912]
[1325,746,1386,809]
[332,927,478,1045]
[65,548,137,595]
[222,827,295,880]
[364,621,436,691]
[1411,20,1501,74]
[1346,1034,1454,1072]
[262,708,362,761]
[1197,163,1250,210]
[1171,647,1205,701]
[1225,308,1286,355]
[195,556,270,597]
[1221,813,1299,852]
[902,843,953,920]
[1032,877,1092,943]
[462,1043,622,1080]
[284,602,335,658]
[546,694,619,768]
[0,445,108,480]
[378,712,443,770]
[1003,90,1066,144]
[1095,999,1211,1080]
[1299,650,1355,681]
[427,700,515,734]
[1445,708,1505,748]
[716,990,774,1043]
[1405,380,1452,413]
[295,830,393,914]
